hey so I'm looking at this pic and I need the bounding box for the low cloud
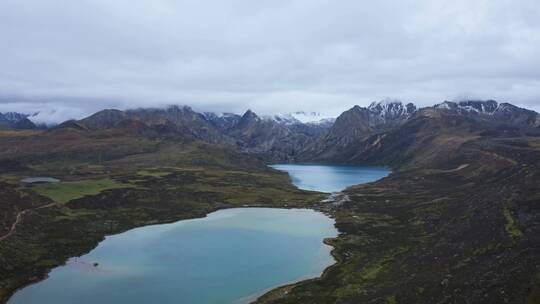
[1,0,539,122]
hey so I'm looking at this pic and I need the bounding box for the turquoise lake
[9,164,389,303]
[270,164,390,192]
[9,208,337,304]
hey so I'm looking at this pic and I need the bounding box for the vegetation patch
[31,178,133,204]
[360,255,395,281]
[503,208,523,240]
[527,273,540,304]
[136,169,172,178]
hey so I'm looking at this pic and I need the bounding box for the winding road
[0,203,56,242]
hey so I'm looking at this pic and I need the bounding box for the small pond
[20,177,60,184]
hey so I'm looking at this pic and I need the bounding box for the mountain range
[4,99,537,166]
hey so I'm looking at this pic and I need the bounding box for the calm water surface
[20,177,60,183]
[9,208,337,304]
[270,164,390,192]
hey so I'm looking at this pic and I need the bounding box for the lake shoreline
[8,207,338,304]
[253,235,341,303]
[4,201,341,304]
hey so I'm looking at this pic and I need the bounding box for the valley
[1,100,540,303]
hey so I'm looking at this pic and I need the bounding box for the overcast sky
[1,0,540,123]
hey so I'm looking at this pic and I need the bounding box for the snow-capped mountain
[368,99,417,120]
[308,100,415,159]
[434,100,540,128]
[202,112,242,130]
[434,100,498,113]
[0,112,38,129]
[201,110,335,128]
[264,111,336,126]
[290,111,336,124]
[14,98,539,164]
[1,112,28,122]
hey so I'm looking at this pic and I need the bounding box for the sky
[1,0,540,124]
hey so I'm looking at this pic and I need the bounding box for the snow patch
[368,99,415,120]
[264,111,336,125]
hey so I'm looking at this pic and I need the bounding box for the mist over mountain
[0,112,39,130]
[4,99,533,165]
[4,98,539,177]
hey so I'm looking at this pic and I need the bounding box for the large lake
[270,164,390,192]
[9,208,337,304]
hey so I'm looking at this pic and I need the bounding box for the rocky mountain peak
[265,114,301,125]
[79,109,126,129]
[165,104,195,114]
[368,99,416,119]
[290,111,335,124]
[457,100,498,113]
[203,112,242,130]
[241,110,259,122]
[434,100,540,129]
[234,110,260,130]
[1,112,29,122]
[242,109,257,117]
[0,111,37,130]
[435,100,499,114]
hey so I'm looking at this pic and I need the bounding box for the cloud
[0,0,539,122]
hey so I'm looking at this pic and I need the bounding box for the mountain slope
[0,112,37,130]
[62,107,334,162]
[299,100,416,162]
[56,100,540,165]
[225,110,318,161]
[434,100,540,130]
[73,106,229,143]
[297,100,540,167]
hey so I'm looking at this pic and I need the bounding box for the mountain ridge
[5,99,539,166]
[59,100,540,165]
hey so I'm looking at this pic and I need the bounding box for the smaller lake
[20,177,60,184]
[9,208,337,304]
[270,164,390,193]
